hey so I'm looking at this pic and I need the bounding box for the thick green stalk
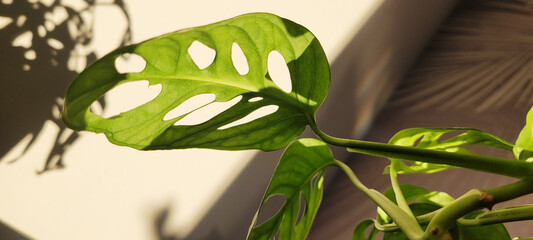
[458,204,533,226]
[422,189,483,239]
[307,119,533,178]
[423,178,533,239]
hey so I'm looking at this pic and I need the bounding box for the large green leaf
[62,13,330,151]
[385,128,514,174]
[248,138,336,240]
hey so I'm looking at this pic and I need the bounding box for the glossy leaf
[514,106,533,161]
[248,138,336,240]
[385,128,514,174]
[62,13,330,151]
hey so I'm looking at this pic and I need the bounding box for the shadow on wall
[0,0,130,237]
[0,0,130,173]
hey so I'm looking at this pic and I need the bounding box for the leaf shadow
[0,0,130,173]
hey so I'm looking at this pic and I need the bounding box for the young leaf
[385,128,514,174]
[248,138,336,240]
[62,13,330,151]
[514,106,533,161]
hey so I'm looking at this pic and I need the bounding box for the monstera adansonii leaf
[62,13,330,151]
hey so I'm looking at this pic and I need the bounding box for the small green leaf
[353,219,379,240]
[514,106,533,160]
[385,128,514,174]
[62,13,330,151]
[247,138,336,240]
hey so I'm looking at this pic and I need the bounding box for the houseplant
[61,13,533,239]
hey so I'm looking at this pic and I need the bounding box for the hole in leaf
[163,94,216,121]
[218,105,278,130]
[310,172,322,188]
[413,135,424,147]
[439,131,463,142]
[90,80,162,118]
[174,95,242,126]
[90,100,104,116]
[231,42,248,75]
[255,195,286,226]
[188,40,216,70]
[114,53,146,74]
[248,97,263,102]
[268,51,292,93]
[295,192,307,226]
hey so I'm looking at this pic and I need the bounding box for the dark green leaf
[353,219,379,240]
[385,128,514,174]
[248,138,336,240]
[62,13,330,151]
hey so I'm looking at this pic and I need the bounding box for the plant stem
[389,160,417,219]
[458,204,533,226]
[307,118,533,178]
[422,178,533,239]
[335,160,424,239]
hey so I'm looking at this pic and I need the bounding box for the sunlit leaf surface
[62,13,329,151]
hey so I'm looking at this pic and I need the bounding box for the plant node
[431,227,440,235]
[479,192,495,210]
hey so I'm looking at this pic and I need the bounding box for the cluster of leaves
[62,13,533,239]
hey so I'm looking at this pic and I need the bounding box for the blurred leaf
[353,219,379,240]
[62,13,329,151]
[385,128,513,174]
[514,107,533,161]
[248,138,336,240]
